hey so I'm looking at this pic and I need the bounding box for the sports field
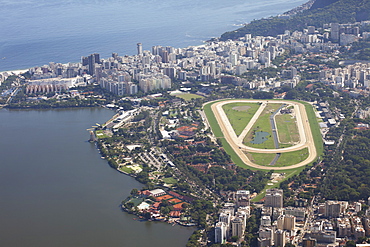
[175,93,204,101]
[204,99,321,171]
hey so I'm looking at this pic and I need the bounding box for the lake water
[251,131,270,144]
[0,0,306,71]
[0,108,194,247]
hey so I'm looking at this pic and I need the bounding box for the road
[209,99,317,170]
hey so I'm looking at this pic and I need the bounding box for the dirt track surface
[210,100,317,170]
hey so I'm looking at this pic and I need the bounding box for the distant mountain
[220,0,370,40]
[310,0,340,10]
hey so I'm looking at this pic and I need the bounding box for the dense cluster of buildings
[19,20,370,98]
[214,186,370,246]
[320,63,370,90]
[123,188,195,225]
[21,22,369,95]
[215,190,251,244]
[257,188,297,247]
[301,199,370,247]
[215,189,296,245]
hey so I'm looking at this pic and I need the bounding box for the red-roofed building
[169,211,181,217]
[155,195,173,201]
[305,84,314,90]
[141,190,151,196]
[169,198,182,204]
[168,191,194,203]
[173,203,185,211]
[168,191,182,198]
[151,202,161,209]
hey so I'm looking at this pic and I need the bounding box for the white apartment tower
[215,222,227,244]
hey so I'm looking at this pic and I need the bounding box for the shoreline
[0,2,311,76]
[0,69,28,75]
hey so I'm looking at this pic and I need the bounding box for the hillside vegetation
[220,0,370,40]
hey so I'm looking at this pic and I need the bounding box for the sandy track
[209,99,317,170]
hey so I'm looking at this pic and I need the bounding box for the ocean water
[0,0,306,71]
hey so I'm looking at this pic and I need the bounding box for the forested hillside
[310,0,339,10]
[319,128,370,201]
[220,0,370,40]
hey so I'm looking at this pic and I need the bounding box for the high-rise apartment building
[81,53,101,76]
[325,201,348,218]
[137,43,143,55]
[331,23,340,41]
[265,189,283,208]
[274,229,286,247]
[231,217,244,238]
[215,222,227,244]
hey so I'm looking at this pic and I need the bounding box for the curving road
[209,99,317,170]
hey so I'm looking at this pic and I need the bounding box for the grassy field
[275,114,300,144]
[95,130,110,139]
[127,198,144,207]
[119,166,133,173]
[119,164,143,174]
[163,177,177,184]
[274,148,309,167]
[175,93,204,101]
[246,147,308,167]
[243,103,282,148]
[303,102,324,157]
[204,99,251,169]
[204,100,225,138]
[222,102,260,136]
[246,152,276,166]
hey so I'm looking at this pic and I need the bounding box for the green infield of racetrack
[275,147,309,167]
[246,152,276,166]
[222,102,260,136]
[246,147,309,167]
[243,103,289,149]
[275,113,300,144]
[203,99,322,197]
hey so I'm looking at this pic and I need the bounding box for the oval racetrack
[209,100,317,170]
